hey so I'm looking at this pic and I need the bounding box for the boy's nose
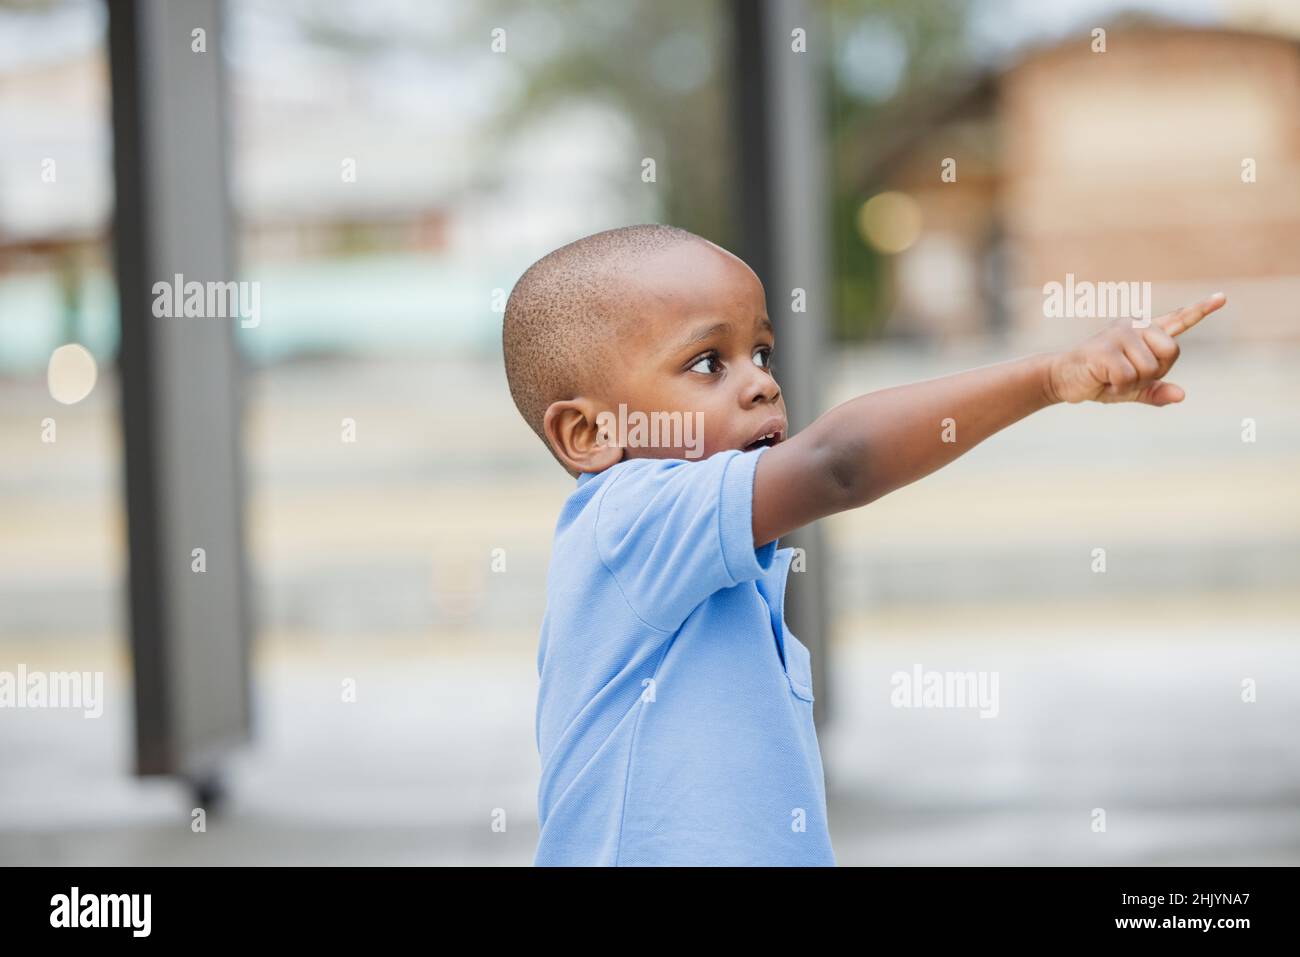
[743,371,781,407]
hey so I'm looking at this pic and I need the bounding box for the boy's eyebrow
[671,316,773,352]
[672,321,731,352]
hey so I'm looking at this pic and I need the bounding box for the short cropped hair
[503,223,705,471]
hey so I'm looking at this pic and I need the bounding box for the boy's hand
[1045,293,1226,406]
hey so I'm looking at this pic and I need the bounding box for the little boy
[503,223,1224,866]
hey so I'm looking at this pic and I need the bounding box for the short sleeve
[593,448,777,632]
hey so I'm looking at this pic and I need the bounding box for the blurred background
[1,0,1298,865]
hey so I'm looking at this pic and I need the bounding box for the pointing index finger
[1158,292,1226,337]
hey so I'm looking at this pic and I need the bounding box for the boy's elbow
[813,430,874,512]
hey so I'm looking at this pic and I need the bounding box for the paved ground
[1,345,1297,865]
[1,595,1297,866]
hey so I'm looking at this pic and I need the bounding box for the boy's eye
[753,347,773,369]
[689,352,723,375]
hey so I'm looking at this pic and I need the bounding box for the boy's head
[503,224,787,477]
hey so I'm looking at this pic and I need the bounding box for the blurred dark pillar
[108,0,251,798]
[728,0,833,726]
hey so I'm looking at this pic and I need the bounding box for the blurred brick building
[858,24,1300,348]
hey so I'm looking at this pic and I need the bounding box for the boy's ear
[543,399,623,475]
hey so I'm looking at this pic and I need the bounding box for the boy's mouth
[742,419,786,451]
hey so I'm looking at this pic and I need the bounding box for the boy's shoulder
[565,449,755,533]
[552,449,776,633]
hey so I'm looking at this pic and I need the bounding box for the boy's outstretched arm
[752,293,1226,547]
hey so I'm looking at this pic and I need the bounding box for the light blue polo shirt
[534,446,835,866]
